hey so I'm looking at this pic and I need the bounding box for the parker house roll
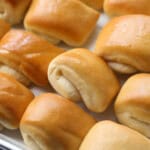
[94,15,150,74]
[24,0,100,46]
[104,0,150,17]
[20,93,96,150]
[0,19,10,39]
[0,0,31,25]
[79,0,104,10]
[48,49,120,112]
[79,121,150,150]
[0,72,34,130]
[115,74,150,137]
[0,29,64,86]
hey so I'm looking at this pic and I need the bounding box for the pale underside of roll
[79,121,150,150]
[94,15,150,74]
[115,73,150,138]
[20,93,96,150]
[48,48,120,112]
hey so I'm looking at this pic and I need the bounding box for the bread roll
[0,29,64,86]
[24,0,100,46]
[48,48,120,112]
[104,0,150,16]
[0,72,34,130]
[80,121,150,150]
[0,19,10,39]
[20,93,96,150]
[79,0,104,10]
[94,15,150,74]
[0,0,31,25]
[115,74,150,137]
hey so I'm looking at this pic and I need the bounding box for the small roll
[48,48,120,112]
[0,0,31,25]
[79,0,104,10]
[0,29,64,86]
[80,121,150,150]
[104,0,150,17]
[94,15,150,74]
[20,93,96,150]
[0,72,34,130]
[24,0,100,46]
[0,19,10,39]
[115,74,150,137]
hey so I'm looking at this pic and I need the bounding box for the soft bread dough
[48,48,120,112]
[24,0,100,46]
[0,0,31,25]
[115,73,150,137]
[94,15,150,74]
[79,121,150,150]
[20,93,96,150]
[104,0,150,16]
[0,72,34,130]
[0,29,64,86]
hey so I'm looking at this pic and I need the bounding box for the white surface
[1,14,128,149]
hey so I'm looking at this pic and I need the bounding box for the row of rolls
[0,0,150,150]
[0,0,150,46]
[0,14,149,150]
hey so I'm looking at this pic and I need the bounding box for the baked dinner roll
[0,72,34,130]
[48,49,120,112]
[0,19,10,39]
[0,29,64,86]
[94,15,150,74]
[104,0,150,16]
[79,0,104,10]
[80,121,150,150]
[0,0,31,25]
[20,93,96,150]
[115,74,150,137]
[24,0,100,46]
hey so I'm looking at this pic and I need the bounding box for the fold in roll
[0,19,10,39]
[48,49,120,112]
[94,15,150,74]
[20,93,96,150]
[104,0,150,17]
[79,121,150,150]
[0,73,34,130]
[24,0,100,46]
[0,29,64,86]
[115,74,150,137]
[0,0,31,25]
[79,0,104,10]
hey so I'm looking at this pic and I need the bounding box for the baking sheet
[0,13,128,149]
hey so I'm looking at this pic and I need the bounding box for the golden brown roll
[115,74,150,137]
[0,19,10,39]
[0,29,64,86]
[20,93,96,150]
[104,0,150,17]
[0,0,31,25]
[0,72,34,130]
[48,48,120,112]
[94,15,150,74]
[79,121,150,150]
[79,0,104,10]
[24,0,100,46]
